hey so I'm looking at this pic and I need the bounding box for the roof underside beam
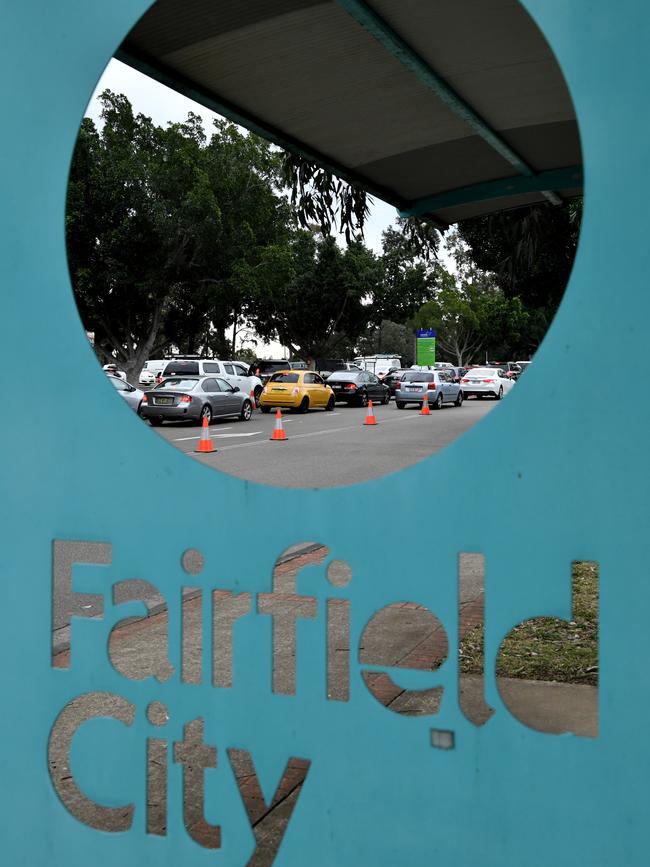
[336,0,564,206]
[115,44,416,219]
[399,166,583,218]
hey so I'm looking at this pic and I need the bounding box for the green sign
[416,336,436,365]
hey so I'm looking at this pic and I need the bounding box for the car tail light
[141,394,148,403]
[179,394,192,403]
[394,381,400,390]
[427,383,436,390]
[461,378,469,383]
[345,383,357,390]
[483,379,495,383]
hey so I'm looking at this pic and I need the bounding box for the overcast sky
[85,58,453,358]
[87,58,401,255]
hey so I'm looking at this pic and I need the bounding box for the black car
[383,369,411,396]
[249,359,308,384]
[326,370,390,406]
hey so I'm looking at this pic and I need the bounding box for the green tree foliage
[243,232,384,363]
[374,220,436,326]
[67,91,290,380]
[456,200,582,349]
[356,320,415,365]
[412,232,530,365]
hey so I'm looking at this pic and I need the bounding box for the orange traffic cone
[363,400,378,426]
[420,392,431,415]
[195,414,216,453]
[250,389,257,410]
[270,408,288,441]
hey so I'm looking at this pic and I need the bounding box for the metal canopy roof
[117,0,582,226]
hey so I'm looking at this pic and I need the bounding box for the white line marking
[210,413,420,451]
[213,431,262,439]
[174,427,232,441]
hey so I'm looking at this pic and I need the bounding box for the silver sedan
[140,376,253,426]
[108,374,144,412]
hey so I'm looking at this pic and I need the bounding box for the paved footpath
[50,545,596,864]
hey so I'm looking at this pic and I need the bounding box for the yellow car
[259,370,335,413]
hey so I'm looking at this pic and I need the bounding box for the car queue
[106,357,523,426]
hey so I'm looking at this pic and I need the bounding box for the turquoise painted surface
[0,1,649,864]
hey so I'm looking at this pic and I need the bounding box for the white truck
[353,355,402,378]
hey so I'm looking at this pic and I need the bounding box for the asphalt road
[145,397,498,487]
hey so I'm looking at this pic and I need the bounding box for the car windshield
[162,361,199,375]
[328,371,359,381]
[270,372,299,383]
[401,371,434,382]
[258,362,290,374]
[468,369,496,378]
[109,377,128,391]
[156,378,198,390]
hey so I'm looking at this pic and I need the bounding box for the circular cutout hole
[67,1,582,489]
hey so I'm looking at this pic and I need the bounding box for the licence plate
[155,397,173,405]
[406,386,420,391]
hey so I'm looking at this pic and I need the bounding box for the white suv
[159,359,264,402]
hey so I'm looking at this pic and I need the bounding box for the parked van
[354,355,402,378]
[139,359,167,385]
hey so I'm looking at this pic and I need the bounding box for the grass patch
[459,561,598,685]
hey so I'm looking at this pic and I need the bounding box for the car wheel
[148,417,163,427]
[433,392,444,410]
[299,396,309,413]
[396,401,405,409]
[496,387,503,400]
[200,404,212,424]
[360,391,368,408]
[240,399,252,421]
[455,390,464,407]
[326,396,335,411]
[254,385,262,406]
[382,390,390,405]
[260,406,271,414]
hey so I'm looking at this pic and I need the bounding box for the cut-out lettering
[327,598,350,701]
[259,548,319,700]
[495,561,599,737]
[48,692,135,831]
[182,586,202,685]
[228,748,311,866]
[173,718,221,849]
[181,548,205,576]
[212,590,252,688]
[52,540,110,666]
[458,553,494,726]
[109,579,174,683]
[146,701,168,836]
[359,602,448,715]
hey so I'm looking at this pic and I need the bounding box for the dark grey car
[140,376,253,426]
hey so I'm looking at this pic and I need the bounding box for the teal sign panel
[1,2,649,865]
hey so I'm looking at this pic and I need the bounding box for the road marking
[174,428,232,441]
[213,431,262,439]
[210,413,420,452]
